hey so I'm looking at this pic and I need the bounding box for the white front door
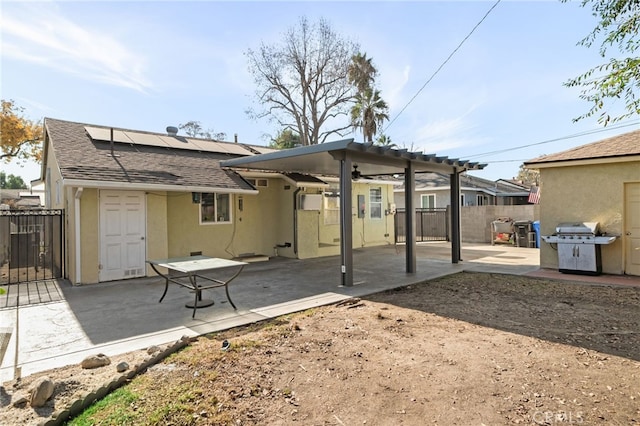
[99,190,146,282]
[624,183,640,276]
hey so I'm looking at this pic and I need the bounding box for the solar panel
[123,131,170,148]
[85,125,264,156]
[158,136,194,149]
[251,146,278,154]
[85,126,133,144]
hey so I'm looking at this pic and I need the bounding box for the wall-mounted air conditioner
[300,194,322,210]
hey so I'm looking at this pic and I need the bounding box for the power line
[467,120,640,159]
[384,0,502,132]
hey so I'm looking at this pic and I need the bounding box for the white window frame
[421,194,436,209]
[199,192,232,224]
[476,194,485,206]
[369,187,383,219]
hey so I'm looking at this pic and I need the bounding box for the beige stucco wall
[79,188,100,284]
[296,182,395,259]
[165,180,293,260]
[60,178,395,284]
[145,192,168,274]
[166,192,233,258]
[538,161,640,274]
[461,205,540,243]
[45,140,65,210]
[233,179,283,257]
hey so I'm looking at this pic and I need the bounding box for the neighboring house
[37,118,398,285]
[393,172,532,209]
[525,129,640,276]
[0,189,43,209]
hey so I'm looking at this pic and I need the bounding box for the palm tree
[351,88,389,143]
[376,133,396,148]
[348,53,377,94]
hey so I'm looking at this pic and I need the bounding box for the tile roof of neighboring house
[525,128,640,165]
[44,118,259,192]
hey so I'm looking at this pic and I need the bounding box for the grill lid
[555,222,599,235]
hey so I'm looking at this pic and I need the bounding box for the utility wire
[467,120,640,159]
[384,0,502,132]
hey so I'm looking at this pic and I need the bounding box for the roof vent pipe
[166,126,178,136]
[234,133,238,143]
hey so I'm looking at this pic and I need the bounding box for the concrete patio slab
[4,241,624,384]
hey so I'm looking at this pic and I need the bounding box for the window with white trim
[460,194,466,206]
[421,194,435,209]
[369,187,382,219]
[476,194,485,206]
[200,193,231,224]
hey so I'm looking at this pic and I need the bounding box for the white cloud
[405,102,490,154]
[1,4,151,92]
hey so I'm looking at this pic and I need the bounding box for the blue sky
[2,0,638,184]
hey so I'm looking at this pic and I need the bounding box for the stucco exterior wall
[232,179,282,257]
[45,140,65,210]
[538,162,639,274]
[145,192,168,274]
[166,193,233,258]
[295,182,395,259]
[79,188,100,284]
[461,205,540,243]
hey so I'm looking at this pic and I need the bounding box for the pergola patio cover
[221,139,486,286]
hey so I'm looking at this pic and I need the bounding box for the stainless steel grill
[542,222,617,275]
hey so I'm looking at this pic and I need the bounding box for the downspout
[74,187,83,284]
[293,188,302,255]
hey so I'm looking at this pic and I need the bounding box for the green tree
[350,88,389,143]
[269,129,302,149]
[0,171,27,189]
[563,0,640,125]
[1,100,43,163]
[376,134,397,148]
[246,17,358,146]
[178,121,226,140]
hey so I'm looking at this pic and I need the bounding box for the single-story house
[37,118,431,285]
[393,172,532,208]
[525,128,640,276]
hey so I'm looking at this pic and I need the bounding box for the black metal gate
[0,209,64,285]
[394,207,449,243]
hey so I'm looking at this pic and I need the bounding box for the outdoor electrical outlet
[384,233,389,237]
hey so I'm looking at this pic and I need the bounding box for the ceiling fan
[351,164,362,180]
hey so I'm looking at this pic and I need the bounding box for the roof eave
[62,179,258,194]
[525,154,640,169]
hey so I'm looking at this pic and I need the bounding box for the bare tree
[246,17,359,145]
[179,121,226,140]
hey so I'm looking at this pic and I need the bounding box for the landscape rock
[11,392,28,408]
[116,361,129,373]
[29,377,54,407]
[146,345,161,355]
[81,353,111,369]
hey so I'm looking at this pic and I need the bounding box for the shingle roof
[44,118,256,192]
[393,172,528,195]
[525,128,640,165]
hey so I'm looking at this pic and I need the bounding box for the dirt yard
[1,271,639,425]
